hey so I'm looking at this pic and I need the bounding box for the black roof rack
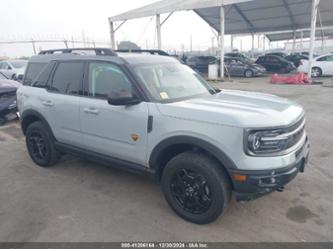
[39,48,117,56]
[115,49,170,56]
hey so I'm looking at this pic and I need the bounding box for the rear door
[42,61,84,147]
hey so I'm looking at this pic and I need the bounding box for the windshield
[0,72,7,80]
[134,63,213,102]
[10,61,27,69]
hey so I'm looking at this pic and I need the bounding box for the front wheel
[244,70,254,78]
[311,67,322,77]
[161,152,231,224]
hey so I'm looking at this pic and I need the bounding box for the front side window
[134,62,212,102]
[317,56,328,62]
[88,62,132,99]
[51,62,84,95]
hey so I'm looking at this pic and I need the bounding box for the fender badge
[131,134,139,142]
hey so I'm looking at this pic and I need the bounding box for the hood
[157,90,304,128]
[248,63,266,71]
[0,80,21,94]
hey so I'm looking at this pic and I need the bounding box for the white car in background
[298,54,333,77]
[0,60,27,81]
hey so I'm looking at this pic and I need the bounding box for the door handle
[83,107,99,115]
[42,100,54,107]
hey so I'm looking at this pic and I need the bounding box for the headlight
[247,129,288,155]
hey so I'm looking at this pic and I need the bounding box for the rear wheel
[311,67,322,77]
[161,151,231,224]
[26,121,60,167]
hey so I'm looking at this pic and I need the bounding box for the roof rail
[115,49,170,56]
[39,48,117,56]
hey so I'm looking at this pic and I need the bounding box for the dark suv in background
[256,55,296,73]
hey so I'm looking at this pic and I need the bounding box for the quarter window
[88,62,132,99]
[51,62,84,95]
[23,62,47,86]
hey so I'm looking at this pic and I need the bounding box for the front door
[80,62,149,166]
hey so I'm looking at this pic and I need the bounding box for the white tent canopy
[109,0,330,78]
[195,0,333,34]
[109,0,251,22]
[265,26,333,42]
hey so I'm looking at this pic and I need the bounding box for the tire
[244,70,254,78]
[25,121,60,167]
[161,151,231,224]
[311,67,322,77]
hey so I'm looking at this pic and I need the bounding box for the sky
[0,0,276,57]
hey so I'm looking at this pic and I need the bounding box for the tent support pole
[220,5,225,79]
[251,33,255,58]
[156,14,162,49]
[263,34,266,52]
[300,30,304,50]
[292,31,296,52]
[109,19,116,50]
[308,0,320,79]
[230,35,234,51]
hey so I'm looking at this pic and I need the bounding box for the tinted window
[32,62,56,88]
[51,62,84,95]
[23,63,47,86]
[88,62,132,99]
[256,57,264,63]
[317,56,327,61]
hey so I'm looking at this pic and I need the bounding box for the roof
[109,0,251,22]
[109,0,333,37]
[266,28,333,42]
[195,0,333,35]
[29,52,178,65]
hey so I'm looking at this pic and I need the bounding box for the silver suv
[17,48,310,224]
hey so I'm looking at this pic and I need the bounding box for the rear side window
[23,62,47,85]
[50,62,84,95]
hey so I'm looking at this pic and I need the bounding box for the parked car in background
[265,52,288,58]
[185,56,216,74]
[256,55,296,73]
[298,54,333,77]
[0,60,27,81]
[285,54,309,68]
[0,72,21,125]
[212,57,266,77]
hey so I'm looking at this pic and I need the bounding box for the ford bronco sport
[17,48,310,224]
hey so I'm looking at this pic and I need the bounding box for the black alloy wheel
[170,168,212,215]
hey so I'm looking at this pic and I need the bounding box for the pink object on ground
[270,73,311,84]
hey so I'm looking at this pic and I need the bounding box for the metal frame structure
[109,0,332,79]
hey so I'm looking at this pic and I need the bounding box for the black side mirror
[107,90,141,106]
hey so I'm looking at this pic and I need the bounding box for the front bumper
[231,137,310,202]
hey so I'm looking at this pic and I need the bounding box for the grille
[0,91,16,102]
